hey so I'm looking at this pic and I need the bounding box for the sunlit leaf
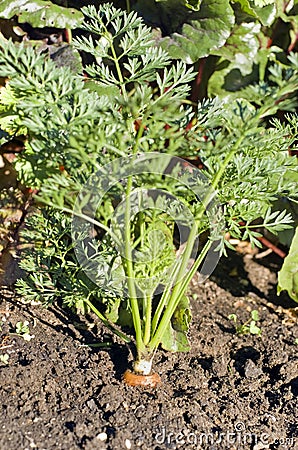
[161,295,192,351]
[278,227,298,303]
[161,0,234,63]
[212,22,261,76]
[0,0,83,29]
[146,0,235,63]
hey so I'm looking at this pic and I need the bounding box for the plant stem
[100,17,128,101]
[175,238,212,303]
[149,133,248,352]
[64,29,72,44]
[83,298,131,343]
[151,222,198,333]
[151,220,198,334]
[126,0,131,13]
[123,175,145,358]
[148,238,211,352]
[110,39,128,101]
[191,57,207,103]
[151,258,181,334]
[143,293,152,346]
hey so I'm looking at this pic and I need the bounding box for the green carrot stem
[151,258,181,334]
[143,294,152,346]
[123,175,145,357]
[148,132,248,351]
[84,298,131,343]
[148,238,212,351]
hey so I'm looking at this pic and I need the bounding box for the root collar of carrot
[123,370,161,388]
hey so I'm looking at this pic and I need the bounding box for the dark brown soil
[0,251,297,450]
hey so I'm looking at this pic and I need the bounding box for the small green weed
[13,321,35,341]
[228,310,262,336]
[0,353,9,365]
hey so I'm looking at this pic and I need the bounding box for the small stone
[122,401,129,411]
[263,413,276,424]
[97,432,107,442]
[86,399,97,411]
[125,438,132,449]
[244,359,262,379]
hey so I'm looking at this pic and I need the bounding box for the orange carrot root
[123,370,161,388]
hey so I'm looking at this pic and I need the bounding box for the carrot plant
[0,4,297,383]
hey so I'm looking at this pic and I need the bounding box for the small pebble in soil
[96,432,107,442]
[86,398,97,411]
[125,438,132,449]
[263,413,277,424]
[244,359,263,379]
[212,357,228,377]
[122,401,129,411]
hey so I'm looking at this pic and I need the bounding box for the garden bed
[0,3,297,448]
[0,251,297,450]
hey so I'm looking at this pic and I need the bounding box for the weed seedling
[0,353,9,365]
[12,321,35,341]
[228,310,262,336]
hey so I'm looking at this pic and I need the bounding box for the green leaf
[118,301,134,328]
[252,3,277,26]
[208,64,258,96]
[0,0,83,29]
[228,313,237,323]
[103,297,121,323]
[234,0,277,26]
[278,227,298,303]
[273,198,298,247]
[160,295,191,352]
[252,0,275,7]
[0,354,9,364]
[249,320,261,335]
[185,0,203,10]
[251,309,259,321]
[83,80,120,100]
[15,320,30,335]
[212,22,261,76]
[171,295,192,332]
[208,22,262,95]
[159,0,235,63]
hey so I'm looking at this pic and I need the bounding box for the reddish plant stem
[191,58,207,104]
[237,221,287,258]
[266,37,273,49]
[63,29,72,44]
[288,32,298,52]
[256,236,286,259]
